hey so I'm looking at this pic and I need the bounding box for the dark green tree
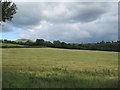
[53,40,62,48]
[61,42,67,48]
[0,0,17,22]
[45,41,53,47]
[36,39,45,46]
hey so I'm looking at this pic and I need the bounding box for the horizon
[1,38,118,44]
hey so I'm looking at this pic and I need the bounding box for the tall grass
[2,48,118,88]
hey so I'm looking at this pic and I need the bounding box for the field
[2,48,118,88]
[0,43,25,48]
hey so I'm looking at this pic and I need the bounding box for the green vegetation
[0,39,119,52]
[16,39,33,43]
[1,43,23,47]
[0,1,17,22]
[2,48,118,88]
[0,43,25,48]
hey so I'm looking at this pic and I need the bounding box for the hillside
[1,43,25,48]
[16,39,33,43]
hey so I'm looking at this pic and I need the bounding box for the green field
[0,43,24,48]
[2,48,118,88]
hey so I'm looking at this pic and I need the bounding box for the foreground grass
[2,48,118,88]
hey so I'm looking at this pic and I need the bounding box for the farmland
[2,48,118,88]
[0,43,25,48]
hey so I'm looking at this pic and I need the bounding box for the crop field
[2,48,118,88]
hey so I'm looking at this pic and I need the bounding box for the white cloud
[12,0,119,2]
[2,2,118,43]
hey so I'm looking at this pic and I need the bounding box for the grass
[0,43,24,48]
[2,48,118,88]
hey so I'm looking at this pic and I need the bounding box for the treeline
[0,39,119,52]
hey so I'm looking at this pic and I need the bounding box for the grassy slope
[2,48,118,88]
[16,39,33,43]
[1,43,24,47]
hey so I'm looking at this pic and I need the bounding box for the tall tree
[0,0,17,22]
[53,40,62,48]
[36,39,45,46]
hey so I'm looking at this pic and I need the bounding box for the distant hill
[16,39,33,43]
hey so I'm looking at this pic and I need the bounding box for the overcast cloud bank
[2,2,118,43]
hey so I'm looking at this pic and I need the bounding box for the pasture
[0,43,25,48]
[2,48,118,88]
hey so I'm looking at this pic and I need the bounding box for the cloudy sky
[1,1,118,43]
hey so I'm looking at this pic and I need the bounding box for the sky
[1,1,118,43]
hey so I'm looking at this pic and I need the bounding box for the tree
[100,40,105,44]
[36,39,45,46]
[44,41,53,47]
[61,42,67,48]
[25,40,34,46]
[53,40,62,48]
[0,0,17,22]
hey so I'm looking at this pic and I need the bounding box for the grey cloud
[19,11,118,43]
[12,2,42,27]
[11,2,110,27]
[19,23,92,43]
[40,2,109,23]
[2,2,118,43]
